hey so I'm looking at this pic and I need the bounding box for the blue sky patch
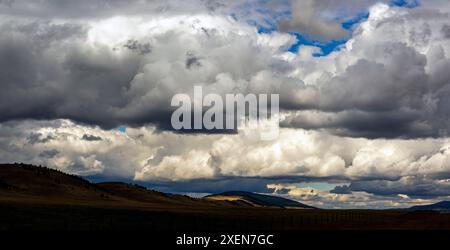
[286,12,369,57]
[288,33,347,56]
[249,0,419,57]
[117,126,127,133]
[296,182,344,192]
[391,0,420,8]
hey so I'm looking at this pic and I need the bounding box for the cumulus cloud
[3,119,450,200]
[266,183,441,209]
[38,149,60,159]
[276,0,403,41]
[82,134,103,141]
[0,10,297,130]
[281,3,450,139]
[278,0,348,41]
[0,0,236,19]
[2,1,450,139]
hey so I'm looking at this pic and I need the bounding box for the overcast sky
[1,0,450,208]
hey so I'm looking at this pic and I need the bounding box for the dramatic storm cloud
[1,0,450,208]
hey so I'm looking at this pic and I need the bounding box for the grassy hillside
[0,163,218,209]
[206,191,315,209]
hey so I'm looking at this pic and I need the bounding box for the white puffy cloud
[266,183,441,209]
[276,0,405,41]
[0,9,299,129]
[2,119,450,186]
[278,0,349,41]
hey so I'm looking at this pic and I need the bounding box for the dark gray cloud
[0,0,14,7]
[88,175,314,194]
[280,24,450,138]
[82,134,103,141]
[27,132,55,145]
[0,20,164,129]
[144,177,274,194]
[0,15,291,132]
[279,6,450,139]
[346,176,450,198]
[441,24,450,39]
[280,109,437,139]
[330,185,352,194]
[185,52,202,69]
[0,0,234,19]
[123,39,152,55]
[39,149,60,158]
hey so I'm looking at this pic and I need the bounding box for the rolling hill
[409,201,450,211]
[205,191,315,209]
[0,163,217,208]
[0,163,113,201]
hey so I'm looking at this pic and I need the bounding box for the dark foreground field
[2,202,450,249]
[1,200,450,231]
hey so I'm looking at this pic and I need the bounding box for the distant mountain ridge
[205,191,315,209]
[409,201,450,211]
